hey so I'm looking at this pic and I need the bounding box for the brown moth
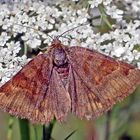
[0,37,140,124]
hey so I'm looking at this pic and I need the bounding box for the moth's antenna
[13,23,53,40]
[58,23,88,38]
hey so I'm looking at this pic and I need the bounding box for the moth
[0,36,140,124]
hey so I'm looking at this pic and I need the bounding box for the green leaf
[19,119,30,140]
[43,118,56,140]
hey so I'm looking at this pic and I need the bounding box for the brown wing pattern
[0,54,54,124]
[41,68,71,122]
[68,66,105,119]
[67,47,140,119]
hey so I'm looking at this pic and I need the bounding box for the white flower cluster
[88,0,140,21]
[0,0,140,85]
[0,41,28,86]
[88,0,112,8]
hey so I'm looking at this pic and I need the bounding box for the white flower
[26,38,41,48]
[12,24,27,34]
[105,5,123,20]
[0,44,29,85]
[133,50,140,60]
[137,62,140,69]
[0,32,10,46]
[72,0,79,1]
[2,18,13,30]
[88,0,103,8]
[88,0,112,8]
[22,31,41,48]
[111,46,125,57]
[6,41,21,54]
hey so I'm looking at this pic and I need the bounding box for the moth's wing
[67,47,140,119]
[0,54,54,124]
[41,68,71,122]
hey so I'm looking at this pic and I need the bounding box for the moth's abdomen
[57,67,69,77]
[55,64,69,86]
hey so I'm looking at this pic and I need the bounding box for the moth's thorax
[53,47,68,67]
[52,41,69,86]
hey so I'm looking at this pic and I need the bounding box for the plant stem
[105,111,111,140]
[33,125,38,140]
[7,117,14,140]
[98,4,113,29]
[64,130,77,140]
[42,119,56,140]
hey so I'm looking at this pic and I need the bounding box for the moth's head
[53,48,68,67]
[51,37,61,47]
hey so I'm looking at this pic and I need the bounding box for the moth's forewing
[0,54,54,124]
[67,46,140,119]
